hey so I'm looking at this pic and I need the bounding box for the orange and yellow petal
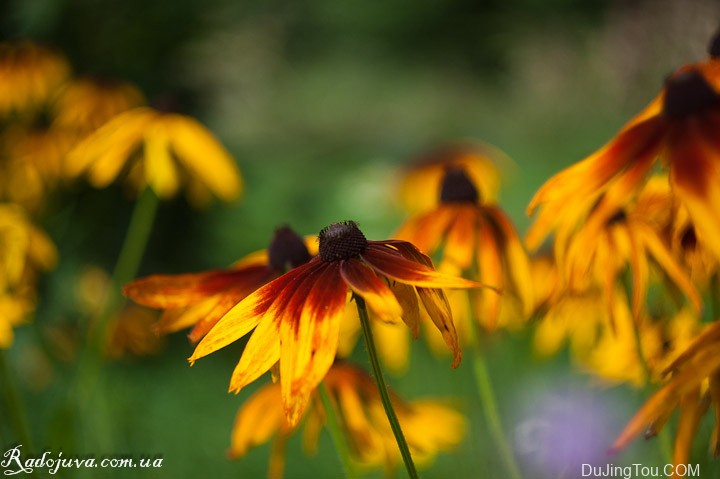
[340,260,402,322]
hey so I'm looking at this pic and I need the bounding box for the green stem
[90,186,159,353]
[0,349,34,450]
[470,345,522,479]
[319,383,359,479]
[355,296,418,479]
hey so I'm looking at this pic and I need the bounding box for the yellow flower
[611,318,720,466]
[0,203,57,291]
[124,226,315,343]
[229,363,466,477]
[0,203,57,348]
[396,166,533,330]
[104,304,166,359]
[52,77,145,131]
[66,107,242,204]
[527,38,720,261]
[559,175,700,321]
[0,40,70,116]
[1,124,77,210]
[397,143,505,213]
[190,221,481,425]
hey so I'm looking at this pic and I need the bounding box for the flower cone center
[268,226,311,272]
[440,167,479,204]
[709,29,720,58]
[318,221,368,262]
[663,70,719,118]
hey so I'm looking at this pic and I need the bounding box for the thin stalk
[355,296,418,479]
[89,187,159,353]
[319,383,358,479]
[470,343,522,479]
[0,349,34,450]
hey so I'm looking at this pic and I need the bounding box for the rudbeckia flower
[230,363,465,477]
[611,318,720,465]
[0,40,70,116]
[52,77,145,131]
[66,106,242,204]
[190,221,480,425]
[104,304,165,359]
[397,143,505,214]
[396,166,533,330]
[527,35,720,260]
[560,175,700,321]
[0,203,57,348]
[124,226,314,343]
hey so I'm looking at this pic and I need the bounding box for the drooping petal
[442,205,477,271]
[484,206,534,318]
[417,287,461,368]
[672,389,709,467]
[475,216,504,330]
[187,288,259,343]
[144,122,179,199]
[390,281,420,338]
[340,259,402,322]
[362,243,483,289]
[190,260,321,362]
[167,114,243,202]
[280,262,347,425]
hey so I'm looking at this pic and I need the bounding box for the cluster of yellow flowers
[5,26,720,478]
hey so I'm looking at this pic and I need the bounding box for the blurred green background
[3,0,720,477]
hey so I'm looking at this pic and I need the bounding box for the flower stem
[0,349,34,451]
[90,186,159,352]
[319,383,359,479]
[470,345,522,479]
[355,295,418,479]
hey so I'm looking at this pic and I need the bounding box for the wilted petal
[417,287,461,368]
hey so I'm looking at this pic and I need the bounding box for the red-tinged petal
[340,259,402,322]
[190,259,322,362]
[187,288,256,343]
[670,117,720,260]
[417,287,461,368]
[361,244,482,289]
[484,206,534,317]
[526,117,665,249]
[123,264,271,308]
[442,205,477,271]
[476,216,504,330]
[383,239,434,267]
[156,299,216,335]
[280,263,346,426]
[611,350,720,453]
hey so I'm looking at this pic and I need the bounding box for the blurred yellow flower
[397,143,505,213]
[0,203,57,348]
[611,319,720,466]
[104,304,165,359]
[1,124,76,210]
[229,363,466,478]
[190,221,479,426]
[66,106,243,204]
[52,77,146,131]
[0,40,70,117]
[124,226,314,343]
[396,166,532,330]
[527,47,720,260]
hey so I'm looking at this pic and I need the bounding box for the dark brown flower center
[440,167,479,204]
[663,70,719,118]
[268,226,312,272]
[318,221,368,262]
[606,210,627,225]
[709,28,720,58]
[680,226,697,252]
